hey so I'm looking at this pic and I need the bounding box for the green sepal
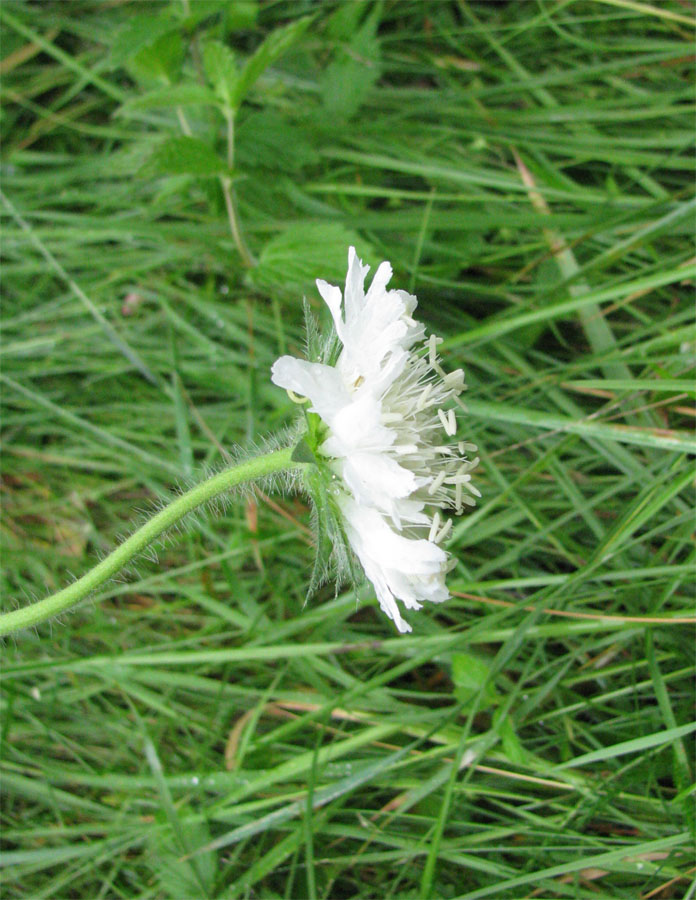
[304,467,335,597]
[305,411,326,453]
[294,301,363,601]
[291,438,317,465]
[301,462,362,601]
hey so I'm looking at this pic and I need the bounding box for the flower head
[272,247,479,633]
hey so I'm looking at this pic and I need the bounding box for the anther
[428,471,447,495]
[436,518,453,543]
[443,369,465,392]
[463,481,482,498]
[287,390,309,404]
[445,473,471,485]
[428,334,443,367]
[458,442,478,453]
[438,408,456,436]
[428,511,441,543]
[416,384,433,411]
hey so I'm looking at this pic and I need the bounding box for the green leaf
[464,398,696,454]
[321,11,381,120]
[493,707,528,766]
[202,39,239,109]
[174,0,257,30]
[109,15,177,67]
[554,722,696,771]
[325,1,365,40]
[236,110,318,172]
[231,15,314,108]
[141,136,226,178]
[226,0,259,29]
[116,84,218,116]
[126,30,185,86]
[250,222,373,297]
[451,651,499,708]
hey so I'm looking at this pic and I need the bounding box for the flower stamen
[416,384,433,411]
[428,334,444,371]
[435,517,453,543]
[428,470,447,495]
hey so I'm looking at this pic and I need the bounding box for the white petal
[390,498,429,529]
[359,557,412,633]
[325,393,395,451]
[339,317,410,387]
[271,356,349,419]
[364,260,393,304]
[361,347,409,395]
[344,246,369,323]
[394,288,419,317]
[316,279,344,339]
[340,452,417,508]
[339,495,449,632]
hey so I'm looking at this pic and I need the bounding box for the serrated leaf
[141,136,226,178]
[231,15,313,108]
[126,30,185,86]
[236,110,317,172]
[325,1,365,40]
[109,15,177,67]
[494,709,529,766]
[116,84,218,116]
[175,0,257,30]
[224,0,258,29]
[202,40,239,108]
[321,12,381,120]
[250,222,372,297]
[451,652,500,708]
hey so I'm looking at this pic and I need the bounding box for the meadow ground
[1,1,695,897]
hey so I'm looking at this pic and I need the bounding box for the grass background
[1,0,695,897]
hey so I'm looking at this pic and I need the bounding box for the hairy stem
[0,447,298,637]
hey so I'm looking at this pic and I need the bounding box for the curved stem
[220,175,255,269]
[0,447,297,637]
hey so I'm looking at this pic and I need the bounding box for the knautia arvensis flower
[0,245,481,640]
[272,247,480,633]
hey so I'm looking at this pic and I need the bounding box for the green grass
[1,1,694,897]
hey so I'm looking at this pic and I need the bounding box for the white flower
[272,247,479,633]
